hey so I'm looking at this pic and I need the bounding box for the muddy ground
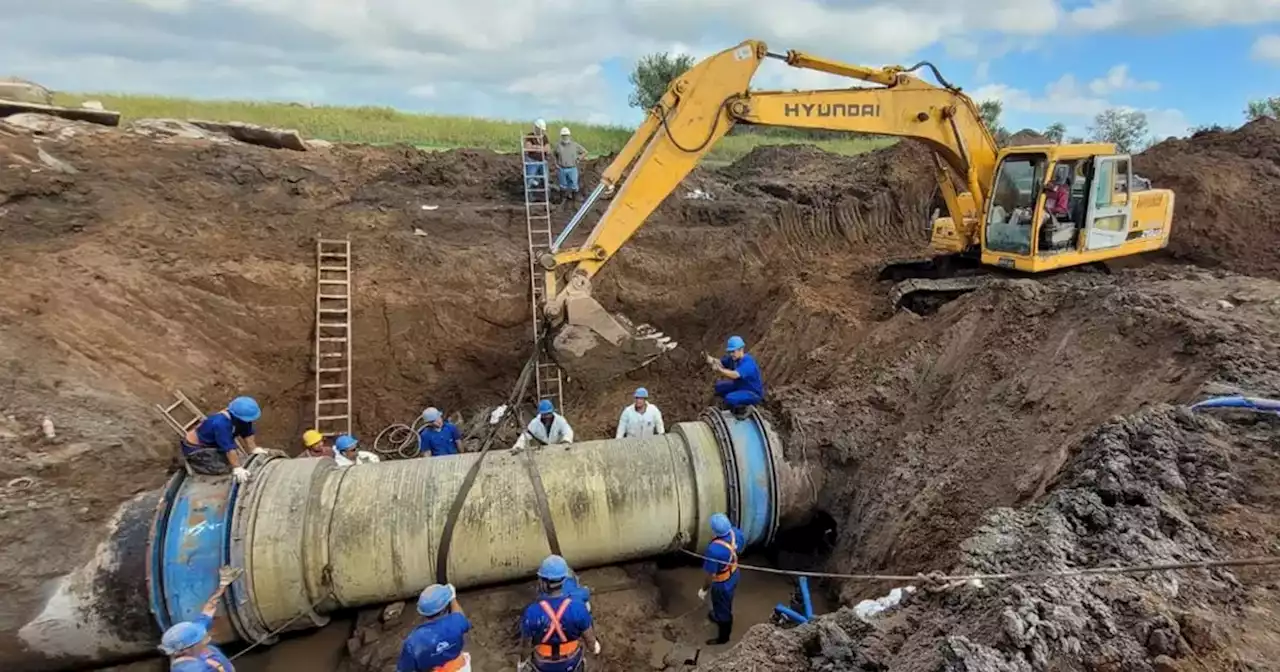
[1,113,1279,672]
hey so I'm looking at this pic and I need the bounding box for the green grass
[52,92,893,163]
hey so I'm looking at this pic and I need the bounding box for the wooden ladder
[521,132,565,412]
[155,390,206,438]
[314,238,353,438]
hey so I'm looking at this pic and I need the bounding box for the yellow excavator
[539,39,1175,380]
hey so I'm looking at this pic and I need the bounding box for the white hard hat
[560,127,571,135]
[534,118,547,131]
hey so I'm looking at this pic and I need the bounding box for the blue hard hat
[335,434,358,452]
[537,554,570,581]
[227,396,261,423]
[417,583,455,616]
[537,399,554,415]
[710,512,732,536]
[422,407,442,423]
[726,336,746,352]
[159,620,207,654]
[634,387,649,399]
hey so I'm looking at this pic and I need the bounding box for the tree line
[629,51,1278,155]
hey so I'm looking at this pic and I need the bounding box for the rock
[188,119,308,151]
[345,635,361,657]
[0,101,121,126]
[127,118,227,143]
[1176,611,1225,652]
[1,113,96,139]
[1216,299,1234,311]
[0,77,53,105]
[306,138,334,149]
[36,148,77,174]
[40,417,54,439]
[1152,654,1178,672]
[80,100,104,111]
[380,601,404,623]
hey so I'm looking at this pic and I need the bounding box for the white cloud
[973,66,1189,140]
[1067,0,1280,32]
[0,0,1266,126]
[1088,65,1159,95]
[1252,34,1280,63]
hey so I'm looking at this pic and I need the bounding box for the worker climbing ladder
[314,238,353,438]
[521,131,564,411]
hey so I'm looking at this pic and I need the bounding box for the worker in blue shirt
[418,407,463,457]
[397,583,472,672]
[697,512,744,646]
[180,397,264,483]
[706,336,765,413]
[520,555,601,671]
[159,566,242,671]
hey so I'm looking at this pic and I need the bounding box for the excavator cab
[978,146,1174,272]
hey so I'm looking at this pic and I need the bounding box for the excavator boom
[541,39,1173,380]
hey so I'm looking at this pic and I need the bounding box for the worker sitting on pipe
[514,400,574,451]
[333,434,380,466]
[697,512,745,646]
[520,555,601,671]
[299,429,332,459]
[418,407,464,457]
[180,397,265,483]
[158,566,242,671]
[397,583,472,672]
[706,336,765,415]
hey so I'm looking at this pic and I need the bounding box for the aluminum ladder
[521,132,564,412]
[314,238,353,438]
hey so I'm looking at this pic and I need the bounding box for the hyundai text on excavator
[539,39,1175,380]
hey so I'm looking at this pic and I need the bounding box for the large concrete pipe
[8,408,817,671]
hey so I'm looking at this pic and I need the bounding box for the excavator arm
[543,39,1001,380]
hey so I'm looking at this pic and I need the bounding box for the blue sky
[1,1,1276,142]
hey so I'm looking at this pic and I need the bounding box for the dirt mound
[1136,118,1280,279]
[710,268,1280,670]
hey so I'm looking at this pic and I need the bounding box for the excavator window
[984,154,1047,256]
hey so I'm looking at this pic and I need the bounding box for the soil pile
[1136,118,1280,279]
[711,268,1280,670]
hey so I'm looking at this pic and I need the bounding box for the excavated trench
[1,117,1280,672]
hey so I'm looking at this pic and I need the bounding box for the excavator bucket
[549,294,677,381]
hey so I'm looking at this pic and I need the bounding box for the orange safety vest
[710,530,739,583]
[184,411,231,446]
[533,598,581,660]
[172,654,228,672]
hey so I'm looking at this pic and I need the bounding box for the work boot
[706,619,732,645]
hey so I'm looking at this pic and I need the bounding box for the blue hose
[1189,395,1280,415]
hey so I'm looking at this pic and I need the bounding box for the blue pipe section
[774,605,809,624]
[1189,395,1280,415]
[798,576,813,619]
[773,576,816,624]
[726,414,772,546]
[148,473,239,631]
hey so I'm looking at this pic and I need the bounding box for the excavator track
[881,255,1110,315]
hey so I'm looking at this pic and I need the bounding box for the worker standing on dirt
[159,566,241,671]
[553,127,589,203]
[299,429,331,459]
[524,119,551,192]
[515,400,574,450]
[333,434,380,466]
[180,396,265,483]
[417,407,464,457]
[698,512,744,646]
[616,387,664,438]
[519,555,601,671]
[706,336,765,413]
[397,583,472,672]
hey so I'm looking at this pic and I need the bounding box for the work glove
[232,467,251,483]
[251,447,268,455]
[697,588,708,601]
[704,352,717,367]
[592,640,602,655]
[218,566,244,586]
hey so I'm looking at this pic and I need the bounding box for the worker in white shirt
[333,434,381,467]
[514,400,575,450]
[616,387,665,439]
